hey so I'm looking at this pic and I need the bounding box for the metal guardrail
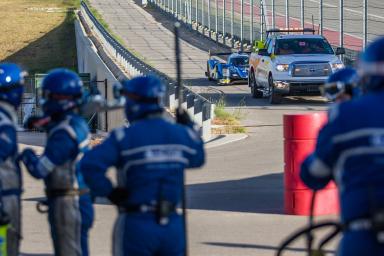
[80,1,213,125]
[147,0,382,65]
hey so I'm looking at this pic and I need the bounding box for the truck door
[256,39,273,87]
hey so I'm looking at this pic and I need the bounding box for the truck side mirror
[258,49,269,56]
[335,47,345,55]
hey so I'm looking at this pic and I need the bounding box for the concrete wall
[75,19,125,131]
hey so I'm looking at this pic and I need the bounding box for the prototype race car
[205,51,249,85]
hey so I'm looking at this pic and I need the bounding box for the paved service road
[74,1,339,255]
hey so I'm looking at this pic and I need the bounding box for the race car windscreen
[275,38,334,55]
[229,56,249,67]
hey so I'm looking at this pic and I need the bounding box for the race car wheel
[268,75,282,104]
[250,71,263,98]
[207,63,213,81]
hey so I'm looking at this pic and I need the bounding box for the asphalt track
[80,0,341,255]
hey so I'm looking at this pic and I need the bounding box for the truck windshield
[275,38,334,55]
[229,56,249,66]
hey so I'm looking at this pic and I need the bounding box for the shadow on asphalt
[199,93,328,108]
[20,254,53,256]
[188,173,284,214]
[203,242,335,254]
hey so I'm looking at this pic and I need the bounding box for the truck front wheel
[268,75,282,104]
[250,71,263,98]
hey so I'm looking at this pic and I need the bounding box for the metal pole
[202,0,205,27]
[285,0,289,28]
[104,79,108,132]
[168,0,170,12]
[363,0,368,49]
[301,0,304,29]
[215,0,218,41]
[196,0,198,23]
[172,0,174,14]
[339,0,343,47]
[231,0,234,46]
[241,0,244,50]
[250,0,254,45]
[319,0,323,35]
[260,0,264,41]
[174,22,188,256]
[223,0,226,41]
[208,0,211,36]
[272,0,275,28]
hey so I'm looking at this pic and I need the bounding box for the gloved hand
[107,187,129,206]
[19,149,48,179]
[24,116,49,130]
[176,108,192,126]
[20,148,36,165]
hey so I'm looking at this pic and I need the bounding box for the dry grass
[0,0,79,73]
[212,98,246,134]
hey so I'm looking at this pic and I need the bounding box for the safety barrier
[78,1,213,140]
[146,0,379,65]
[283,112,339,216]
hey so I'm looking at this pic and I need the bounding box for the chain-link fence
[150,0,384,64]
[17,73,97,129]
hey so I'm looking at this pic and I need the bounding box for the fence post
[250,0,254,45]
[285,0,289,28]
[196,0,198,23]
[231,0,234,47]
[300,0,304,30]
[339,0,344,48]
[202,0,205,28]
[215,0,218,41]
[260,0,264,41]
[363,0,368,49]
[272,0,275,28]
[241,0,244,50]
[319,0,323,35]
[223,0,226,41]
[208,0,211,37]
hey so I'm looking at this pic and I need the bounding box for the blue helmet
[0,63,26,108]
[358,37,384,92]
[322,68,360,101]
[41,68,83,116]
[119,75,165,122]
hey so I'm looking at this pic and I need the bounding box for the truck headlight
[276,64,289,72]
[331,63,344,70]
[222,68,230,77]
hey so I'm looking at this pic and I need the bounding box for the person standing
[80,75,205,255]
[301,37,384,255]
[20,68,93,256]
[0,63,26,256]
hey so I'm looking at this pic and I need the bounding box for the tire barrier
[283,112,339,216]
[77,1,213,140]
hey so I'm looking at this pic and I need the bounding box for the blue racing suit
[21,114,93,256]
[80,113,205,256]
[301,90,384,255]
[0,102,22,256]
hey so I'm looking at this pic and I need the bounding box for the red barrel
[284,112,339,216]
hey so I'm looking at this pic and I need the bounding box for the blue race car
[205,51,249,85]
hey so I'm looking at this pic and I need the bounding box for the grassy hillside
[0,0,80,74]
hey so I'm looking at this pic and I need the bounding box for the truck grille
[291,62,331,77]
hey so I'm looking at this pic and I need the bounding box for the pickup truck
[248,28,345,104]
